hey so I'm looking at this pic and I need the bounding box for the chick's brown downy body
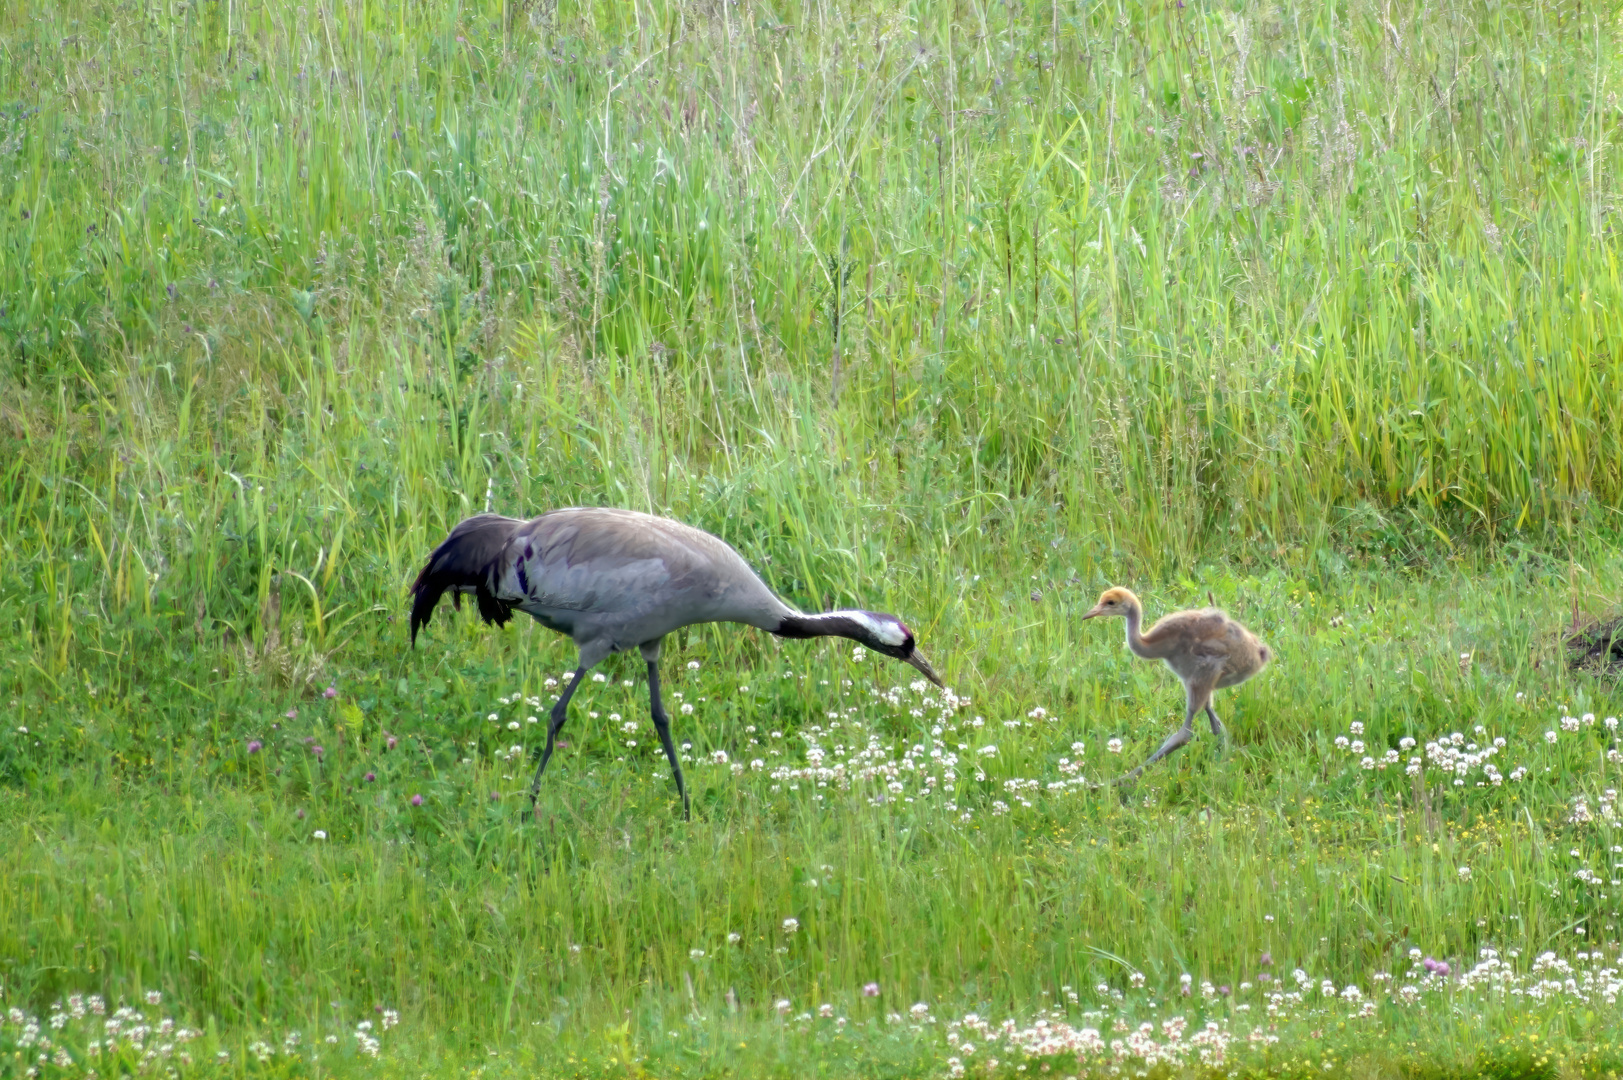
[1082,587,1270,780]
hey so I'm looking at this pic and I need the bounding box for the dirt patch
[1565,611,1623,678]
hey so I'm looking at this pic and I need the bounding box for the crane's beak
[904,649,945,688]
[1080,605,1104,620]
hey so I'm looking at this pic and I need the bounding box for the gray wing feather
[493,508,789,634]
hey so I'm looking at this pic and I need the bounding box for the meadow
[4,0,1623,1075]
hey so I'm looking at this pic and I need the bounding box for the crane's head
[1081,587,1141,620]
[775,609,944,687]
[846,611,943,687]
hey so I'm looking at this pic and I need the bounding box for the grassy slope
[3,0,1623,1075]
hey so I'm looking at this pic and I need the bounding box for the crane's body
[409,507,942,818]
[1082,587,1270,781]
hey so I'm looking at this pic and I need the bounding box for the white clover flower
[727,932,742,944]
[681,703,694,715]
[312,830,327,841]
[782,917,800,934]
[1458,866,1471,881]
[1546,731,1559,744]
[1107,739,1123,754]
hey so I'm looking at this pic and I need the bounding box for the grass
[3,0,1623,1074]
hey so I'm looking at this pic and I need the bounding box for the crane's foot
[1142,725,1193,768]
[1082,764,1148,799]
[1084,726,1200,792]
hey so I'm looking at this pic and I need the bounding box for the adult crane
[410,507,944,818]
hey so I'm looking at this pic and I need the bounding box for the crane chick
[1082,587,1270,781]
[410,507,944,819]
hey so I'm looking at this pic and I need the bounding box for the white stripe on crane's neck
[821,609,907,647]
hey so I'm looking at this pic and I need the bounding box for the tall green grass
[6,0,1623,578]
[4,0,1623,1074]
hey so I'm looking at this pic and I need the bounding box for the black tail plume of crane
[409,514,522,645]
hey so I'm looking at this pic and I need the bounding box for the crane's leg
[1205,702,1228,750]
[530,666,587,811]
[642,640,690,820]
[1119,673,1216,783]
